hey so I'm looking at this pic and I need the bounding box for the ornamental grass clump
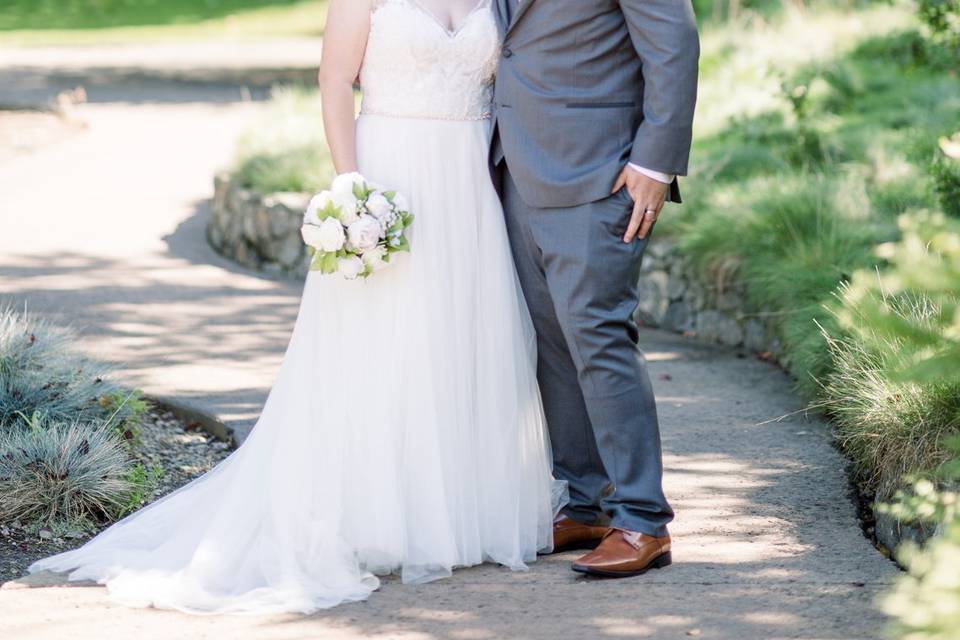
[0,306,143,431]
[0,305,151,529]
[0,416,137,527]
[819,291,960,500]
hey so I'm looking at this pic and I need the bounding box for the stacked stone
[207,173,312,276]
[206,175,783,357]
[635,239,782,357]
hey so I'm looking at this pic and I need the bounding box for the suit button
[502,47,513,58]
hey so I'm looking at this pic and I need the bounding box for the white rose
[347,215,382,252]
[366,192,393,223]
[338,255,365,280]
[392,192,409,213]
[301,224,324,249]
[331,190,359,225]
[331,172,365,199]
[362,245,388,271]
[304,191,333,226]
[315,217,346,252]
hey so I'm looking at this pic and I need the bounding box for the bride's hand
[612,165,669,243]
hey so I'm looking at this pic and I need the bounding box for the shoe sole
[571,551,672,578]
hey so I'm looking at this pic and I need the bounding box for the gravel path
[0,61,896,639]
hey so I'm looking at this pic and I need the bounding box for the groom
[491,0,700,577]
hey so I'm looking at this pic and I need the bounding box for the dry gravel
[0,406,232,579]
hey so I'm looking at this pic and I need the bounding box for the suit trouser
[498,163,673,537]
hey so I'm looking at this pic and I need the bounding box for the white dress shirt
[628,164,674,184]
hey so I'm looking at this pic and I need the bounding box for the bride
[29,0,556,614]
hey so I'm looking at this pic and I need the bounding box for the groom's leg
[500,166,610,525]
[522,186,674,538]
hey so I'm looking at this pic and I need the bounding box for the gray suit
[491,0,699,536]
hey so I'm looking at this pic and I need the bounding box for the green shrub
[917,0,960,55]
[117,463,164,518]
[879,440,960,640]
[840,211,960,384]
[0,306,144,429]
[933,134,960,219]
[231,87,336,195]
[0,416,137,527]
[96,389,148,443]
[859,201,960,640]
[678,175,889,388]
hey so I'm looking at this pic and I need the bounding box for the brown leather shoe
[548,516,609,554]
[571,528,671,577]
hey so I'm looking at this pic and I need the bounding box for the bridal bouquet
[301,172,414,279]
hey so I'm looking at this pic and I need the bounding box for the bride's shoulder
[325,0,390,25]
[370,0,402,11]
[328,0,391,13]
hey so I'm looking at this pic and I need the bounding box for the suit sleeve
[618,0,700,177]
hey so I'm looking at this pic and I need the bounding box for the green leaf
[321,251,339,274]
[386,221,404,235]
[319,201,340,220]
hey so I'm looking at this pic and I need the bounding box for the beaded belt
[360,108,491,122]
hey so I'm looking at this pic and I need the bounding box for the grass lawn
[0,0,328,46]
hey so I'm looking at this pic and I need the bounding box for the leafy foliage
[833,209,960,639]
[839,211,960,386]
[669,2,960,494]
[880,438,960,640]
[933,134,960,219]
[231,87,336,195]
[117,463,165,518]
[916,0,960,62]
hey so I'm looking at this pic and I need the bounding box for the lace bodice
[360,0,500,121]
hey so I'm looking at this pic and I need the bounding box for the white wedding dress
[30,0,557,614]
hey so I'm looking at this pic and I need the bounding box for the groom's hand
[613,166,670,243]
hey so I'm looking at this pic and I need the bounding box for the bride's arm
[318,0,371,174]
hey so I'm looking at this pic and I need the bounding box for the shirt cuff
[628,163,675,185]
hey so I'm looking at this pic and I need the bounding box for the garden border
[148,395,237,446]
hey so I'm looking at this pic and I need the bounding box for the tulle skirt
[28,114,556,615]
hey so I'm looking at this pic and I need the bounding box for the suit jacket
[491,0,700,207]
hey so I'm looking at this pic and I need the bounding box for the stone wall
[208,173,312,276]
[635,239,784,356]
[207,174,785,354]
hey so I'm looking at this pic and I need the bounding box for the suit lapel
[495,0,510,36]
[507,0,535,35]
